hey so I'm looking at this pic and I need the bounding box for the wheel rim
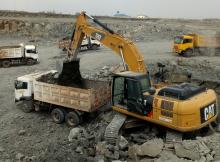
[53,112,60,122]
[27,60,33,65]
[3,61,10,67]
[68,116,76,126]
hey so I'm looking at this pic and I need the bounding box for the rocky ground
[0,11,220,162]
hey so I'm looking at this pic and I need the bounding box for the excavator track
[165,130,182,150]
[104,113,127,144]
[166,130,182,143]
[165,130,182,149]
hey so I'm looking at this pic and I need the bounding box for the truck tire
[2,60,11,68]
[91,44,99,50]
[65,111,81,127]
[183,49,193,57]
[27,59,34,65]
[22,100,34,113]
[51,108,65,124]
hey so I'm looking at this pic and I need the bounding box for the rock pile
[67,124,218,161]
[0,17,191,41]
[0,19,25,32]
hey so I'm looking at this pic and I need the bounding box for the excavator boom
[68,11,146,73]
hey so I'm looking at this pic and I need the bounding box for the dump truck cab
[15,71,54,102]
[24,45,39,62]
[173,35,194,56]
[15,74,33,102]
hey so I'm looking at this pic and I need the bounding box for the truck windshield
[26,49,37,54]
[174,37,183,44]
[15,81,28,89]
[140,76,151,92]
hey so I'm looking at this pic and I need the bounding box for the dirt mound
[0,19,25,32]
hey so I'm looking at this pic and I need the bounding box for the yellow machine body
[113,88,217,132]
[69,12,218,133]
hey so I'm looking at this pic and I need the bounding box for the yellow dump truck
[173,34,220,56]
[15,70,111,127]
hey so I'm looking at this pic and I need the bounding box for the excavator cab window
[112,75,150,115]
[112,77,125,105]
[126,78,144,114]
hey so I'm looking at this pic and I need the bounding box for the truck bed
[33,79,111,112]
[0,46,23,59]
[195,35,220,48]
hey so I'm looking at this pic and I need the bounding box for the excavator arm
[68,11,146,73]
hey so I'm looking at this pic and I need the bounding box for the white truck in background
[59,36,101,51]
[0,44,39,67]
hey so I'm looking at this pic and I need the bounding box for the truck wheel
[27,59,34,65]
[183,49,193,57]
[22,100,34,113]
[65,111,81,127]
[91,44,99,50]
[2,60,11,68]
[51,108,65,124]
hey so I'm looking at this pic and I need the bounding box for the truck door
[126,78,143,115]
[112,76,125,106]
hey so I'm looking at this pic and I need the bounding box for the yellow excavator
[62,11,218,140]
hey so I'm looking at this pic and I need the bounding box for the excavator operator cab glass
[112,73,151,115]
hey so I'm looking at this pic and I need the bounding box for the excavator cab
[112,71,155,116]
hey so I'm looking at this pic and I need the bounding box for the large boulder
[128,138,164,159]
[68,127,81,142]
[138,138,164,157]
[118,136,128,150]
[174,143,200,160]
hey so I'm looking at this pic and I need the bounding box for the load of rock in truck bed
[37,59,110,89]
[37,71,110,89]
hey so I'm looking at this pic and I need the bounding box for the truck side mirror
[149,87,156,95]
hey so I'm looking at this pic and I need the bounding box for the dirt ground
[1,12,220,162]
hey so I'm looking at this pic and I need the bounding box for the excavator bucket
[57,59,84,87]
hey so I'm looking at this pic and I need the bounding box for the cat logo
[201,103,216,123]
[204,104,215,120]
[91,32,105,41]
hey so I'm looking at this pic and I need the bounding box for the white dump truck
[59,36,101,51]
[15,70,111,126]
[0,44,39,67]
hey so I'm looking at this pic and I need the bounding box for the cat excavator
[61,11,218,143]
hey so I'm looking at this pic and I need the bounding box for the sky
[0,0,220,19]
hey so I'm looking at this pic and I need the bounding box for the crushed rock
[68,127,81,142]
